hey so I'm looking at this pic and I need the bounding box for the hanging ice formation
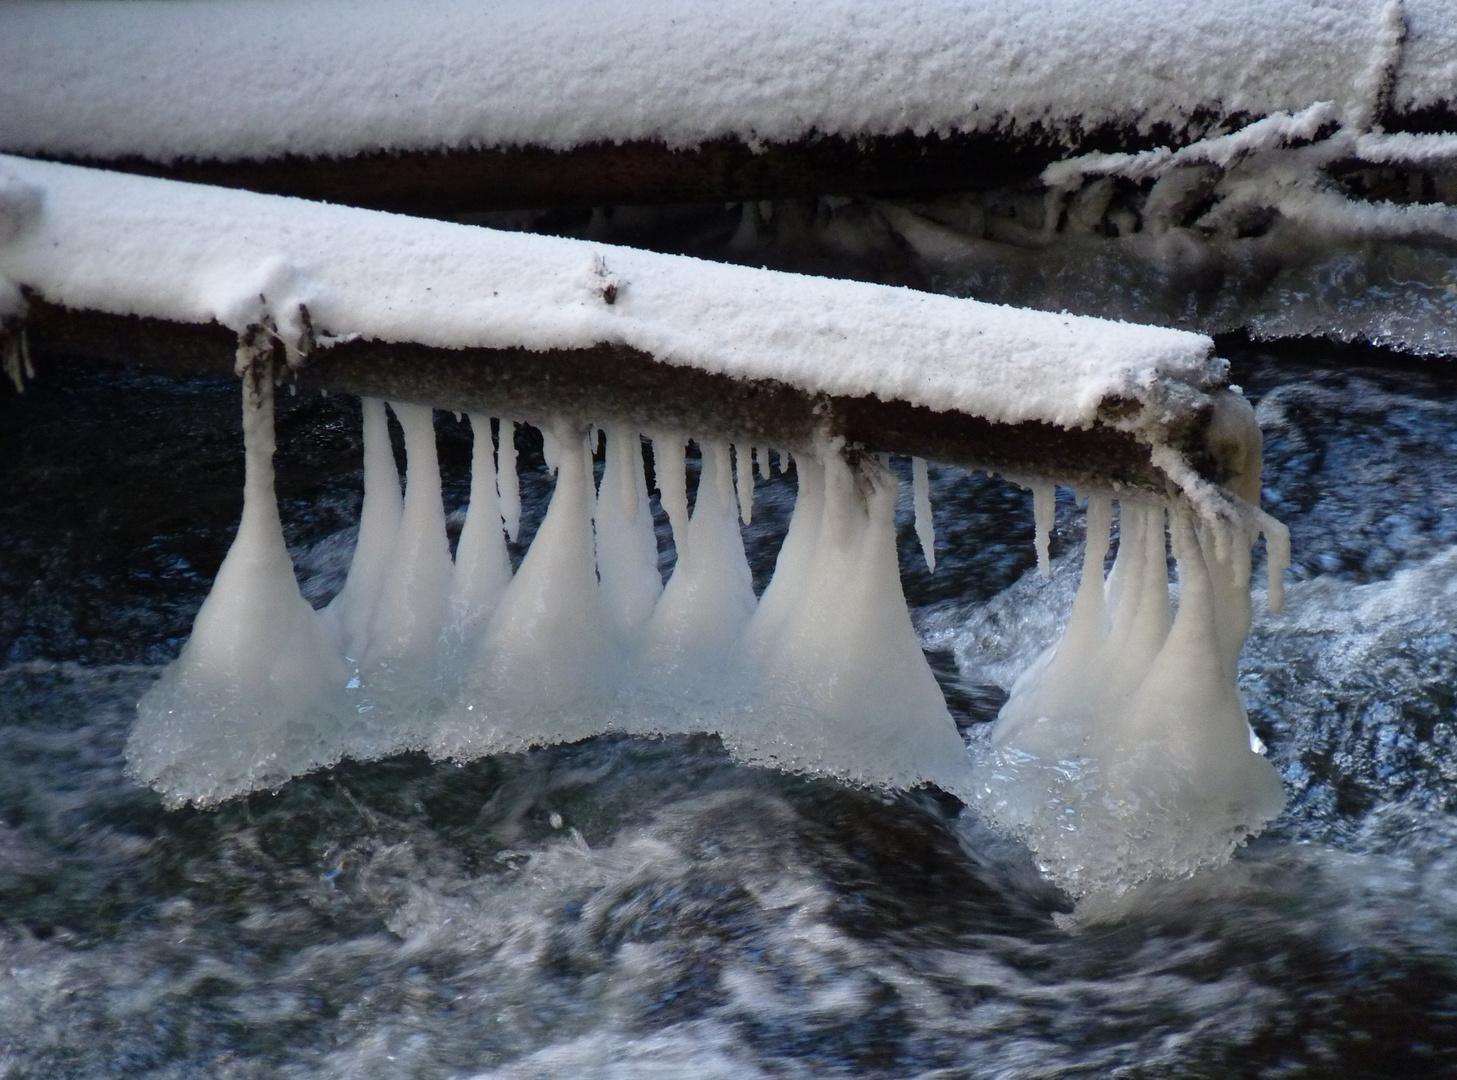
[127,361,979,804]
[727,448,969,791]
[126,345,1293,898]
[127,336,350,804]
[963,483,1292,897]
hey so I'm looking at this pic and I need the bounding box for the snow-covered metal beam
[0,156,1248,498]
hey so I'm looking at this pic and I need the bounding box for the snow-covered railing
[0,156,1250,496]
[0,147,1296,894]
[2,0,1453,211]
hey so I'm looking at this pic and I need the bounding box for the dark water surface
[2,346,1457,1078]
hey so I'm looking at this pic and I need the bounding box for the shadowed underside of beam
[45,123,1223,218]
[40,106,1457,218]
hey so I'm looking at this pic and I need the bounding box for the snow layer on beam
[0,156,1218,430]
[0,0,1452,164]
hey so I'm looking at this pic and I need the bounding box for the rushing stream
[2,340,1457,1077]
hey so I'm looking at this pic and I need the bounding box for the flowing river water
[2,338,1456,1078]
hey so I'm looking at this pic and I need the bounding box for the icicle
[457,420,619,744]
[733,447,968,790]
[732,443,753,525]
[595,425,662,634]
[638,440,756,702]
[652,431,690,563]
[128,343,348,806]
[1094,507,1285,811]
[1096,500,1172,708]
[497,419,521,543]
[990,494,1113,755]
[1256,508,1291,612]
[752,445,766,481]
[362,402,453,677]
[912,455,935,573]
[1032,480,1055,577]
[739,451,826,673]
[448,412,513,644]
[323,398,402,660]
[1196,518,1254,686]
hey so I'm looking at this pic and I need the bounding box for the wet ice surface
[4,350,1457,1076]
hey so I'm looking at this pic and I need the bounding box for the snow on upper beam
[0,155,1219,432]
[0,0,1452,165]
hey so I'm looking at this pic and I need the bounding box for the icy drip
[1261,514,1292,611]
[594,425,662,635]
[989,495,1113,758]
[912,455,935,572]
[653,431,691,562]
[322,397,401,660]
[1094,509,1255,771]
[1032,481,1055,577]
[1097,501,1173,707]
[730,446,971,791]
[739,451,824,675]
[361,402,452,681]
[453,420,619,749]
[128,352,348,807]
[965,493,1286,897]
[497,420,521,542]
[449,413,512,645]
[639,440,757,702]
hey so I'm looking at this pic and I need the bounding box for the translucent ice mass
[127,346,350,806]
[125,345,1290,899]
[964,495,1288,897]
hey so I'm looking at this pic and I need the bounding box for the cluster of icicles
[127,362,1288,895]
[127,366,969,807]
[968,494,1289,895]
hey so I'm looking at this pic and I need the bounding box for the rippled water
[3,344,1457,1078]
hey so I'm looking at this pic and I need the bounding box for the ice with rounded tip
[594,425,662,635]
[912,455,935,574]
[652,431,691,563]
[637,441,757,704]
[1032,480,1055,578]
[362,402,452,678]
[966,493,1286,897]
[449,413,513,645]
[463,421,620,742]
[497,419,521,543]
[732,443,753,526]
[128,362,350,807]
[729,448,970,792]
[323,397,401,661]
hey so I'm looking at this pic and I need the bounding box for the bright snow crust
[0,0,1452,163]
[0,155,1220,431]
